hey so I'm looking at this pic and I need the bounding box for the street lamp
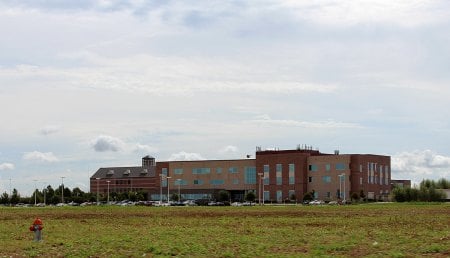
[176,179,182,203]
[96,177,100,205]
[339,174,346,203]
[159,174,164,204]
[34,179,37,206]
[166,176,172,203]
[257,173,263,205]
[61,176,65,203]
[107,180,111,204]
[43,184,47,206]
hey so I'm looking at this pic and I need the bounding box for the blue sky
[1,0,449,196]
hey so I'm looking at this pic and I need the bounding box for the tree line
[0,185,149,205]
[392,178,449,202]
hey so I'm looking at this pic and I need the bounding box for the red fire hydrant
[29,218,43,241]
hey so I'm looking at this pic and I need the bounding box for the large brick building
[90,147,391,202]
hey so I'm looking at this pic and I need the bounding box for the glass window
[276,177,282,185]
[263,191,270,201]
[359,164,363,173]
[174,168,183,175]
[233,179,239,185]
[276,190,282,202]
[325,164,331,171]
[210,179,224,185]
[309,164,318,171]
[263,175,269,185]
[228,167,238,173]
[360,177,362,185]
[192,168,211,174]
[326,192,331,198]
[289,164,295,173]
[263,165,269,173]
[193,179,204,185]
[244,167,256,184]
[308,176,313,183]
[216,167,222,174]
[289,190,295,200]
[161,168,168,187]
[289,177,295,185]
[276,164,282,172]
[174,179,188,186]
[335,163,346,170]
[322,176,331,183]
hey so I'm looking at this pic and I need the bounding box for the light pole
[107,180,110,204]
[33,180,37,206]
[166,176,172,203]
[262,176,266,205]
[61,176,65,203]
[339,173,346,202]
[258,173,263,205]
[176,179,181,203]
[96,177,100,205]
[43,184,46,206]
[159,174,164,204]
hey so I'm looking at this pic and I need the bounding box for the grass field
[0,203,449,257]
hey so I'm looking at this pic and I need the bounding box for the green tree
[218,190,230,202]
[0,192,9,204]
[351,192,360,202]
[359,190,366,201]
[10,188,20,204]
[303,192,313,202]
[245,191,256,202]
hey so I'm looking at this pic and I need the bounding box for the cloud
[23,151,59,163]
[39,125,61,135]
[168,151,204,161]
[391,150,450,185]
[90,135,125,152]
[219,145,238,154]
[0,163,15,170]
[251,115,363,129]
[134,143,158,154]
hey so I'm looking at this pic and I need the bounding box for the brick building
[90,147,391,202]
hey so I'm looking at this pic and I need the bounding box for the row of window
[309,163,347,172]
[174,167,241,175]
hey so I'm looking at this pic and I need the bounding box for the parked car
[231,202,243,207]
[309,200,325,205]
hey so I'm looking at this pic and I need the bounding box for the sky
[1,0,449,196]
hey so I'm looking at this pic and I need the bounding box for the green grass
[0,203,449,257]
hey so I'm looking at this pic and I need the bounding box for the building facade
[90,148,392,202]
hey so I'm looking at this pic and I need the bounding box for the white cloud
[39,125,61,135]
[90,135,125,152]
[134,143,158,154]
[281,0,450,27]
[0,162,15,170]
[23,151,59,163]
[168,151,204,161]
[392,150,450,185]
[251,115,363,129]
[219,145,238,154]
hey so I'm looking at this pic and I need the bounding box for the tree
[302,192,313,202]
[171,193,179,202]
[359,190,366,201]
[218,190,230,202]
[10,189,20,204]
[0,192,9,204]
[245,191,256,202]
[351,192,359,202]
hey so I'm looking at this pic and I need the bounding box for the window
[263,165,269,185]
[289,190,295,200]
[161,168,168,187]
[308,176,313,183]
[233,179,239,185]
[359,164,363,173]
[288,164,295,185]
[335,163,346,170]
[276,164,282,172]
[360,177,362,185]
[325,164,331,171]
[210,179,224,185]
[244,167,256,184]
[263,191,270,201]
[216,167,222,174]
[309,164,318,171]
[289,164,295,173]
[193,179,204,185]
[228,167,238,173]
[192,168,211,174]
[326,192,331,198]
[289,177,295,185]
[174,168,183,175]
[322,176,331,183]
[276,177,282,185]
[276,190,282,202]
[174,179,188,186]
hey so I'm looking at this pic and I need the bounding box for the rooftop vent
[123,169,131,175]
[107,169,114,175]
[141,168,148,174]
